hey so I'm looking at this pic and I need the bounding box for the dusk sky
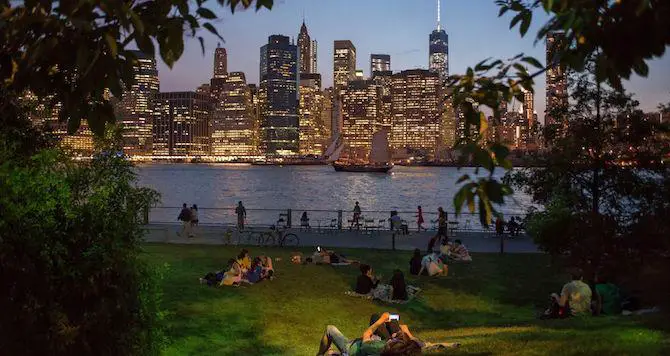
[157,0,670,123]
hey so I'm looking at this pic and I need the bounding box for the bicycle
[236,228,263,246]
[257,225,300,247]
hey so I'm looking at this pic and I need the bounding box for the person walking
[235,201,247,231]
[190,204,199,237]
[428,207,447,253]
[177,203,193,238]
[416,205,425,232]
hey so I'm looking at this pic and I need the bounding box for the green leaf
[129,9,144,35]
[197,7,217,19]
[198,36,205,55]
[203,22,222,40]
[510,13,523,29]
[522,56,543,69]
[456,174,471,184]
[519,11,532,36]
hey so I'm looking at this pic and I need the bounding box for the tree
[0,0,273,136]
[510,64,670,279]
[450,0,670,224]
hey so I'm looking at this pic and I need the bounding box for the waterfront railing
[145,206,526,233]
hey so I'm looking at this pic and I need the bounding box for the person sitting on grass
[356,264,381,295]
[245,257,264,284]
[390,269,408,301]
[259,255,275,280]
[418,252,448,277]
[200,259,235,286]
[237,249,251,273]
[543,268,592,318]
[220,258,250,286]
[409,249,423,275]
[316,312,423,356]
[593,271,622,316]
[448,239,472,262]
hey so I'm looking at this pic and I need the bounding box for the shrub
[0,149,163,355]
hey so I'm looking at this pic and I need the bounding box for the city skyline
[155,0,670,123]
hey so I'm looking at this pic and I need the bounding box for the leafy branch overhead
[0,0,274,135]
[449,0,670,225]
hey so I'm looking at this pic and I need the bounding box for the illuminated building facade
[333,40,356,91]
[390,69,441,155]
[429,0,449,81]
[214,47,228,78]
[210,72,256,157]
[546,31,568,127]
[114,50,159,156]
[259,35,299,156]
[153,92,211,156]
[299,73,326,155]
[298,21,318,74]
[370,54,391,77]
[341,80,381,158]
[322,87,334,139]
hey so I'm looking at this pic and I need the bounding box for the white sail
[328,141,345,162]
[323,134,341,158]
[369,128,390,164]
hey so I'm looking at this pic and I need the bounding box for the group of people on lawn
[200,248,274,287]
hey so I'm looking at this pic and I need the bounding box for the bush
[0,149,163,355]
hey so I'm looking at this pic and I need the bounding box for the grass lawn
[143,244,670,356]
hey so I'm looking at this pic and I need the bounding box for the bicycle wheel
[257,232,273,246]
[280,233,300,247]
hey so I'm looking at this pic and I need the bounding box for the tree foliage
[450,0,670,224]
[509,67,670,282]
[0,149,163,355]
[0,0,273,136]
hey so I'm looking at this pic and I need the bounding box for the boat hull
[332,162,393,173]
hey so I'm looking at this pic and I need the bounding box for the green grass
[143,244,670,356]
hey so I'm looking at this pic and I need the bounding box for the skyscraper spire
[436,0,441,31]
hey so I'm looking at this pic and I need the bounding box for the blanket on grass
[345,284,421,304]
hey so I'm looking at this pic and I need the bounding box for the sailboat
[329,129,393,173]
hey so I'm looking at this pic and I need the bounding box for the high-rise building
[333,40,356,91]
[114,50,159,156]
[298,21,318,74]
[259,35,299,156]
[429,0,449,81]
[322,87,334,139]
[214,47,228,78]
[546,31,568,127]
[299,73,326,156]
[210,72,256,157]
[196,83,210,96]
[390,69,441,155]
[341,80,381,158]
[355,69,365,79]
[153,92,211,156]
[370,54,391,77]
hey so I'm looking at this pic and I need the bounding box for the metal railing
[147,206,527,233]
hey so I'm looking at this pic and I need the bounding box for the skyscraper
[259,35,299,156]
[429,0,449,81]
[153,92,211,156]
[210,72,256,157]
[214,47,227,78]
[370,54,391,77]
[390,69,441,155]
[115,50,159,156]
[298,21,318,74]
[333,40,356,91]
[546,31,568,127]
[341,80,381,158]
[299,73,326,155]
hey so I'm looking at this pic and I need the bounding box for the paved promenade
[143,223,539,253]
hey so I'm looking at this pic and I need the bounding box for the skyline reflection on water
[136,164,536,226]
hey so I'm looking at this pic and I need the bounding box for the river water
[136,164,536,228]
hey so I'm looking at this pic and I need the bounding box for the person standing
[352,201,362,229]
[235,201,247,231]
[177,203,193,238]
[416,205,425,232]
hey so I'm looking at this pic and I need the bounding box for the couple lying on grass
[317,312,459,356]
[292,247,359,265]
[200,248,274,287]
[355,265,414,302]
